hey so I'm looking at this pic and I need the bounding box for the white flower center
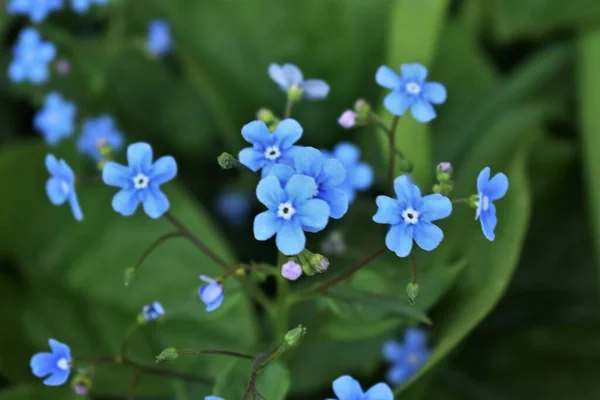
[405,81,421,95]
[61,181,70,195]
[57,357,69,370]
[264,145,281,161]
[133,173,149,189]
[402,207,419,225]
[277,202,296,220]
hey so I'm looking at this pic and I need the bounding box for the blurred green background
[1,0,600,399]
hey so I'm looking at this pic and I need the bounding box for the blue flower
[326,375,393,400]
[30,339,72,386]
[205,397,224,400]
[238,119,302,177]
[215,191,251,225]
[268,63,329,100]
[142,301,165,321]
[198,275,224,312]
[269,147,348,219]
[325,142,373,203]
[476,167,508,241]
[147,20,172,57]
[376,63,447,123]
[34,92,76,146]
[373,176,452,257]
[77,115,124,161]
[253,174,330,256]
[45,154,83,221]
[102,142,177,219]
[383,328,430,385]
[9,28,56,84]
[6,0,63,23]
[71,0,109,13]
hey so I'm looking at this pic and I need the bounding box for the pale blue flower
[142,301,165,321]
[77,115,124,161]
[376,63,446,123]
[325,142,373,203]
[6,0,63,23]
[34,92,76,145]
[102,142,177,219]
[383,328,430,385]
[71,0,109,13]
[253,174,330,256]
[268,63,329,99]
[9,28,56,84]
[147,20,172,57]
[45,154,83,221]
[30,339,71,386]
[326,375,393,400]
[205,397,224,400]
[373,176,452,257]
[215,191,251,225]
[198,275,223,312]
[476,167,509,241]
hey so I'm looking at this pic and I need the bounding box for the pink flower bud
[281,261,303,280]
[338,110,356,129]
[438,162,452,172]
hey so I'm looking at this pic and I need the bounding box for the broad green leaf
[213,360,290,400]
[0,386,79,400]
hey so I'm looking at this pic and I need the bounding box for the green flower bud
[353,99,371,125]
[72,375,92,396]
[432,184,442,194]
[257,108,279,126]
[399,159,414,173]
[298,249,329,276]
[217,152,237,170]
[124,267,136,286]
[287,84,304,103]
[155,347,179,363]
[406,282,419,305]
[467,194,480,209]
[284,325,306,347]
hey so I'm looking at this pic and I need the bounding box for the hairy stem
[177,348,254,360]
[132,231,185,275]
[410,254,418,284]
[274,252,290,339]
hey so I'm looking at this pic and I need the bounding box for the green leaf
[213,360,290,400]
[0,386,79,400]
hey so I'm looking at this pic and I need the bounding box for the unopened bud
[72,375,92,396]
[155,347,179,363]
[281,261,303,280]
[287,84,304,103]
[217,152,236,170]
[284,325,306,347]
[298,249,329,276]
[338,110,356,129]
[124,267,136,286]
[257,108,278,126]
[353,99,371,125]
[399,159,414,173]
[406,282,419,305]
[436,162,453,183]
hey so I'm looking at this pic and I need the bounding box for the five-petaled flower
[324,142,373,204]
[30,339,72,386]
[45,154,83,221]
[198,275,224,312]
[254,174,330,256]
[142,301,165,321]
[102,142,178,219]
[268,63,329,100]
[71,0,109,13]
[269,146,348,219]
[476,167,508,241]
[77,115,124,161]
[376,63,447,123]
[9,28,56,84]
[383,327,430,385]
[238,119,302,177]
[373,176,452,257]
[147,20,172,57]
[327,375,393,400]
[6,0,62,23]
[35,92,77,146]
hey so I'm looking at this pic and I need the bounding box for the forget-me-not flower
[6,0,63,23]
[269,146,348,219]
[215,190,251,226]
[383,327,430,385]
[198,275,224,312]
[102,142,177,219]
[254,174,330,255]
[34,92,76,145]
[9,28,56,84]
[71,0,109,13]
[373,176,452,257]
[325,142,373,203]
[45,154,83,221]
[327,375,393,400]
[147,20,172,57]
[77,115,124,161]
[206,397,224,400]
[30,339,72,386]
[376,63,447,123]
[476,167,508,241]
[268,63,329,100]
[142,301,165,321]
[238,119,302,177]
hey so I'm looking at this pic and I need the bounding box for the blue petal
[418,194,452,222]
[413,221,444,251]
[400,63,428,82]
[382,340,402,362]
[43,369,69,386]
[39,43,56,62]
[387,364,412,385]
[296,198,330,232]
[239,147,267,172]
[332,375,364,399]
[293,146,323,178]
[276,219,305,256]
[127,142,153,174]
[480,205,497,241]
[364,383,393,400]
[485,172,509,201]
[268,164,295,187]
[410,100,436,123]
[422,82,447,104]
[102,162,131,188]
[284,174,317,203]
[273,119,303,150]
[375,65,400,89]
[57,159,74,182]
[385,224,414,258]
[200,283,223,304]
[268,63,289,91]
[477,167,491,193]
[318,187,348,219]
[404,328,427,348]
[333,142,359,166]
[206,294,224,312]
[256,176,286,209]
[46,177,68,205]
[351,162,373,190]
[393,176,421,207]
[241,120,272,146]
[149,156,177,185]
[321,158,346,187]
[254,211,282,240]
[68,192,84,221]
[112,188,141,216]
[30,352,55,378]
[373,196,401,225]
[141,187,170,219]
[29,65,49,84]
[8,62,25,82]
[45,154,60,176]
[384,91,411,116]
[282,63,303,86]
[301,79,329,99]
[205,397,225,400]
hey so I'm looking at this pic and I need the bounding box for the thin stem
[129,371,140,400]
[387,116,400,193]
[220,264,275,280]
[177,349,254,360]
[274,252,290,339]
[410,254,418,284]
[284,98,294,119]
[452,198,469,204]
[121,358,212,385]
[119,322,139,360]
[133,231,185,275]
[369,113,406,160]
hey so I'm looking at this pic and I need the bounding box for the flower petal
[30,352,55,378]
[149,156,177,185]
[206,294,224,312]
[268,164,295,187]
[282,63,303,86]
[8,62,25,82]
[332,375,364,399]
[414,221,444,251]
[301,79,329,99]
[375,65,400,89]
[127,142,153,174]
[418,194,452,222]
[351,162,374,190]
[387,364,413,386]
[268,63,288,91]
[485,172,509,201]
[241,120,272,146]
[284,174,317,203]
[239,147,267,172]
[141,187,170,219]
[43,369,69,386]
[68,192,84,221]
[111,188,141,216]
[296,198,330,232]
[321,158,346,187]
[373,196,401,225]
[400,63,428,82]
[480,204,497,241]
[422,82,447,104]
[333,141,360,166]
[382,340,402,362]
[102,162,131,188]
[45,154,60,176]
[410,100,436,123]
[275,219,305,256]
[293,146,323,178]
[200,283,223,304]
[256,176,286,209]
[364,383,393,400]
[477,167,490,193]
[384,91,411,116]
[46,177,69,205]
[253,211,282,241]
[273,119,303,149]
[48,339,71,359]
[385,224,414,258]
[318,187,348,219]
[393,176,421,207]
[404,327,427,347]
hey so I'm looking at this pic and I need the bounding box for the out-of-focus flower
[147,20,172,57]
[198,275,224,312]
[338,110,356,129]
[383,327,430,385]
[324,142,373,204]
[34,92,76,145]
[9,28,56,84]
[327,375,393,400]
[268,63,329,100]
[45,154,83,221]
[77,115,124,161]
[142,301,165,321]
[215,191,251,225]
[6,0,63,23]
[71,0,109,13]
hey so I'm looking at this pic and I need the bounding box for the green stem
[121,358,211,385]
[274,252,290,339]
[452,198,469,204]
[387,116,401,193]
[410,254,418,284]
[284,99,294,119]
[132,231,185,276]
[177,349,254,360]
[119,322,139,360]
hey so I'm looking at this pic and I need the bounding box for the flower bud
[287,84,304,103]
[436,162,453,183]
[55,59,71,76]
[338,110,356,129]
[72,375,92,396]
[124,266,136,286]
[281,261,303,280]
[217,152,236,170]
[155,347,179,363]
[298,249,330,276]
[257,108,278,126]
[353,98,371,125]
[284,325,306,347]
[406,282,419,305]
[467,194,480,209]
[399,159,414,173]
